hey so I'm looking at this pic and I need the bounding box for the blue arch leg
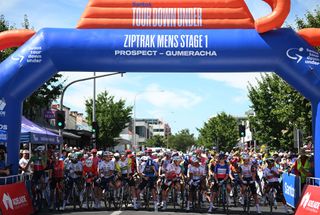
[312,101,320,179]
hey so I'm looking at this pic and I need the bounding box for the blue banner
[282,172,301,208]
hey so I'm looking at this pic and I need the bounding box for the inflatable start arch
[0,0,320,176]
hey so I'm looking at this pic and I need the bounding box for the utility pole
[92,72,96,148]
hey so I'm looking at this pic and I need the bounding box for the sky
[1,0,319,136]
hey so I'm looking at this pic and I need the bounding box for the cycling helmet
[125,149,132,154]
[252,158,258,164]
[266,158,275,164]
[219,152,225,159]
[83,153,89,159]
[230,158,238,165]
[71,153,78,161]
[242,154,250,160]
[34,145,45,152]
[85,158,93,168]
[172,156,181,162]
[91,148,97,154]
[146,148,152,153]
[114,153,120,158]
[141,156,149,162]
[103,151,112,157]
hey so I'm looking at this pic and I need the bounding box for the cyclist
[161,156,183,210]
[186,156,206,211]
[82,157,98,209]
[239,154,261,214]
[136,156,159,211]
[49,152,64,210]
[208,152,231,212]
[115,151,137,207]
[98,151,116,208]
[229,158,241,198]
[263,158,290,214]
[64,153,83,210]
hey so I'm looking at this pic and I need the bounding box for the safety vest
[297,158,310,183]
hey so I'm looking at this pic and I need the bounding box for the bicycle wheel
[71,185,77,210]
[172,188,176,209]
[233,184,238,207]
[268,190,274,213]
[197,189,201,210]
[103,190,109,209]
[145,188,150,209]
[87,186,94,209]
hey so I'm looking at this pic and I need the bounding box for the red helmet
[126,149,132,154]
[91,148,97,153]
[231,158,239,164]
[146,149,152,153]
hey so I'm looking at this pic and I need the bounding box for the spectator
[291,149,312,190]
[19,150,31,173]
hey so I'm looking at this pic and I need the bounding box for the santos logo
[2,193,13,210]
[2,192,27,210]
[300,192,320,212]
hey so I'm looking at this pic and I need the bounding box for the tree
[85,91,133,149]
[0,15,64,121]
[197,112,239,152]
[145,135,167,148]
[247,7,320,151]
[167,129,195,152]
[248,74,312,151]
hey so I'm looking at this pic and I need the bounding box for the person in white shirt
[186,156,206,211]
[19,150,31,173]
[161,156,183,210]
[263,158,289,214]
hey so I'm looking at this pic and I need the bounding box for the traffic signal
[55,110,65,129]
[92,121,99,134]
[239,125,246,137]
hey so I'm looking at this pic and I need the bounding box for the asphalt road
[39,204,294,215]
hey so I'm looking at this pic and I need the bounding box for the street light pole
[132,90,165,152]
[59,72,125,143]
[93,72,96,148]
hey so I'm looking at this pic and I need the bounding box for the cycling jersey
[116,158,132,175]
[188,164,205,180]
[160,158,171,174]
[66,161,83,179]
[263,166,279,183]
[30,155,47,171]
[140,160,157,177]
[83,164,98,177]
[99,160,115,178]
[214,163,229,180]
[166,163,181,180]
[240,164,255,179]
[53,160,64,178]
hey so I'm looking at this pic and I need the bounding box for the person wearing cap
[160,156,183,210]
[263,158,290,213]
[186,156,206,211]
[64,153,83,210]
[239,154,261,214]
[291,149,312,189]
[136,156,159,211]
[29,145,47,187]
[209,152,231,212]
[19,149,31,174]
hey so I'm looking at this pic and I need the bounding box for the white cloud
[232,94,249,104]
[139,84,203,109]
[199,73,262,91]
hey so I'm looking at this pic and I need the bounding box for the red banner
[0,182,33,215]
[296,185,320,215]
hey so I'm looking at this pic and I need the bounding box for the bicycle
[231,179,241,207]
[52,178,64,210]
[189,179,202,211]
[242,180,253,214]
[102,181,118,210]
[217,180,229,214]
[66,177,82,210]
[266,185,277,213]
[82,175,95,209]
[118,178,131,210]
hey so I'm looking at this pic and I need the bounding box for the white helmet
[85,158,93,168]
[242,154,250,160]
[141,156,149,162]
[172,156,181,162]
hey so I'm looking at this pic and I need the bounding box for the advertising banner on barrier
[0,182,33,215]
[282,172,301,208]
[296,185,320,215]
